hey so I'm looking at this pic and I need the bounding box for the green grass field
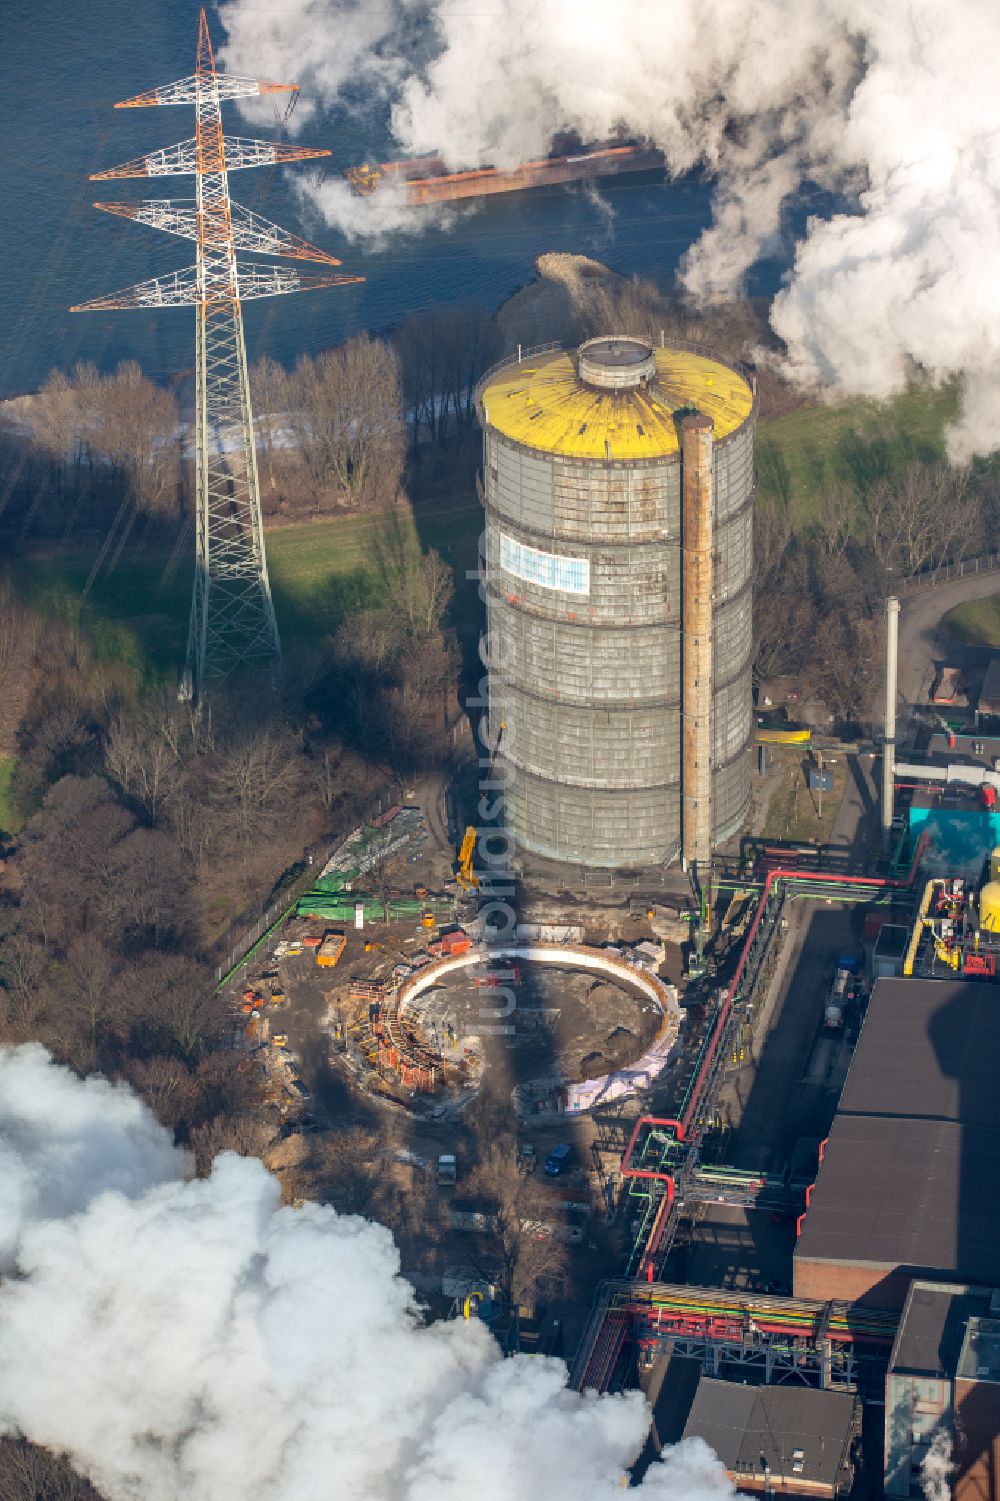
[756,384,958,524]
[942,593,1000,647]
[1,384,958,683]
[760,747,848,845]
[2,494,485,686]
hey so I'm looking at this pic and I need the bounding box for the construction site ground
[218,770,879,1321]
[217,781,678,1306]
[429,960,662,1100]
[223,923,628,1299]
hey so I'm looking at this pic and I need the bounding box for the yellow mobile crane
[455,722,505,892]
[456,826,478,892]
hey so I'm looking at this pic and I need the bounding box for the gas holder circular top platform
[577,335,657,390]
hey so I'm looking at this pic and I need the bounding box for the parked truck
[437,1153,457,1186]
[824,955,859,1030]
[428,928,472,959]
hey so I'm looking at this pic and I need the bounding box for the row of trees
[0,502,463,1068]
[30,360,180,519]
[253,333,404,511]
[7,311,507,535]
[324,530,459,766]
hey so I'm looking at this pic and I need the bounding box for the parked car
[544,1143,573,1177]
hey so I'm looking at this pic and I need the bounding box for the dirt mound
[497,253,625,349]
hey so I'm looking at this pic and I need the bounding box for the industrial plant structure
[476,336,756,869]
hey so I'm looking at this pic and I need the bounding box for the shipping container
[316,931,347,968]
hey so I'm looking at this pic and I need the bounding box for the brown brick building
[794,978,1000,1309]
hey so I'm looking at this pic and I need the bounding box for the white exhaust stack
[882,595,900,847]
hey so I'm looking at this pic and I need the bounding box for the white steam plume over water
[218,0,1000,460]
[0,1045,732,1501]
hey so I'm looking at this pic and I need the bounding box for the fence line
[896,551,1000,595]
[212,781,403,985]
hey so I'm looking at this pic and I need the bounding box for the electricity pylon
[72,9,363,701]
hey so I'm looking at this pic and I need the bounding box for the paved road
[897,570,1000,745]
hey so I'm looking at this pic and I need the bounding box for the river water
[1,0,811,400]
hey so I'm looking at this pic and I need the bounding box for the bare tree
[395,305,501,447]
[0,1437,102,1501]
[126,1054,199,1133]
[864,461,974,577]
[812,483,858,557]
[817,611,882,726]
[31,362,102,509]
[466,1142,569,1308]
[121,954,219,1063]
[0,932,52,1039]
[337,334,404,506]
[18,777,135,943]
[107,827,190,949]
[105,708,181,822]
[190,1112,279,1177]
[404,549,454,639]
[395,310,449,448]
[32,361,179,519]
[61,937,119,1063]
[298,1126,389,1216]
[753,494,793,593]
[438,305,502,432]
[92,360,180,518]
[281,335,403,509]
[359,823,405,921]
[166,789,218,868]
[211,723,303,847]
[251,354,292,499]
[375,522,454,640]
[753,538,816,682]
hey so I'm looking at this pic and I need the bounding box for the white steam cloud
[0,1045,732,1501]
[218,0,1000,459]
[920,1431,954,1501]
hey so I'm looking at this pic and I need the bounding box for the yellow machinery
[756,727,811,745]
[456,826,478,892]
[903,877,968,975]
[979,848,1000,931]
[932,936,961,971]
[903,879,943,977]
[455,722,503,892]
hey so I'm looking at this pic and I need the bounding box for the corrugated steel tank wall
[480,354,754,868]
[711,424,755,845]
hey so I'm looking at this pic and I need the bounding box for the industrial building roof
[796,978,1000,1285]
[478,346,754,460]
[682,1379,856,1490]
[837,978,1000,1127]
[957,1315,1000,1383]
[797,1116,1000,1278]
[891,1282,994,1378]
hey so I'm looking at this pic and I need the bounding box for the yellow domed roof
[479,345,754,461]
